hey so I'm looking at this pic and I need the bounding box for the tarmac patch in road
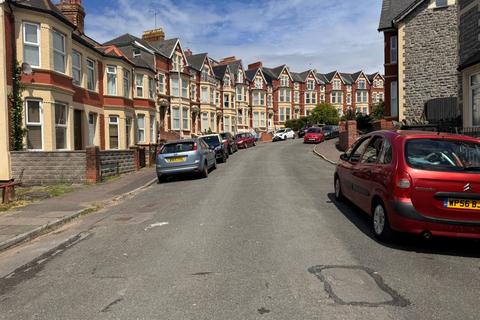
[308,265,409,307]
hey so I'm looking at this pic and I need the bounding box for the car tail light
[193,143,198,151]
[394,171,412,199]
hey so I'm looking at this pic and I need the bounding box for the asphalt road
[1,140,480,319]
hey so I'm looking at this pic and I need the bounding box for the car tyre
[334,176,344,201]
[372,201,395,242]
[158,175,167,184]
[200,163,209,178]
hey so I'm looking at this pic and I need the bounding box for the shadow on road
[327,193,480,258]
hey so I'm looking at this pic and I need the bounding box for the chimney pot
[57,0,86,33]
[248,61,263,70]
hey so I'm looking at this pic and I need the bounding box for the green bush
[371,101,385,120]
[285,117,308,131]
[355,112,373,132]
[309,103,340,125]
[341,108,356,121]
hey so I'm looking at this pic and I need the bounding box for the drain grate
[308,265,409,307]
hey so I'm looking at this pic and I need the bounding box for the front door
[74,110,83,150]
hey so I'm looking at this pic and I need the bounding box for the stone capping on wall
[10,151,87,186]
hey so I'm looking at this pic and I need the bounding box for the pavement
[1,140,480,319]
[312,138,342,164]
[0,167,157,252]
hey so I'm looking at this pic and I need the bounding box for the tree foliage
[309,103,340,125]
[371,101,385,120]
[9,61,27,150]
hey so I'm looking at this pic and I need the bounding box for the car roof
[165,139,196,144]
[370,130,480,142]
[200,134,220,138]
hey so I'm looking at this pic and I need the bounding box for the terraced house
[0,0,384,183]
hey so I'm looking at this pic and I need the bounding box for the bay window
[202,113,209,131]
[182,78,188,98]
[123,70,130,98]
[149,77,154,99]
[158,73,165,94]
[52,30,66,73]
[172,107,181,130]
[224,94,230,108]
[237,87,243,101]
[224,116,231,132]
[210,112,216,131]
[260,112,266,127]
[171,78,179,97]
[201,87,209,103]
[253,112,260,128]
[182,107,189,130]
[23,22,40,67]
[107,65,117,95]
[25,99,43,150]
[135,74,144,97]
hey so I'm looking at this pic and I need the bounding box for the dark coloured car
[323,125,339,140]
[220,132,238,155]
[200,134,229,163]
[236,133,256,149]
[298,125,309,138]
[334,130,480,242]
[156,139,216,182]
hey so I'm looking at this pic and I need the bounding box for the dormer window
[133,49,141,58]
[255,78,263,89]
[280,75,289,87]
[333,79,341,90]
[307,80,315,91]
[237,70,243,83]
[358,80,366,90]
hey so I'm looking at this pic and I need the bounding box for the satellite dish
[21,62,33,75]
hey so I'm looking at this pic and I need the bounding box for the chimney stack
[219,56,237,64]
[142,28,165,47]
[185,48,192,56]
[248,61,263,70]
[57,0,86,33]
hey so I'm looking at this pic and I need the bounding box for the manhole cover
[308,265,409,307]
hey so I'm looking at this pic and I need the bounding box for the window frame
[137,114,146,142]
[108,115,119,150]
[52,29,66,73]
[25,99,44,150]
[123,69,130,98]
[106,65,118,96]
[72,50,82,86]
[86,58,96,91]
[23,22,41,68]
[54,103,68,150]
[390,36,398,64]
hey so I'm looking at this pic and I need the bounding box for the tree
[371,101,385,120]
[285,117,308,131]
[309,103,340,125]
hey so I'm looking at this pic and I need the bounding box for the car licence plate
[445,198,480,210]
[166,157,186,163]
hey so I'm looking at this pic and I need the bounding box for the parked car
[156,139,216,182]
[334,130,480,242]
[236,133,256,149]
[220,132,238,155]
[273,128,295,141]
[303,127,325,144]
[298,125,309,138]
[200,134,229,163]
[323,125,340,140]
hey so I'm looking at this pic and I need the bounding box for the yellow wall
[0,5,11,180]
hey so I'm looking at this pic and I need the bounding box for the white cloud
[85,0,384,74]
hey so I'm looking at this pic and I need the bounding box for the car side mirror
[340,153,349,161]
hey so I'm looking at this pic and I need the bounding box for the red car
[236,133,256,149]
[304,127,325,144]
[334,130,480,242]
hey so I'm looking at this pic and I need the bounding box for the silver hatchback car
[156,139,216,182]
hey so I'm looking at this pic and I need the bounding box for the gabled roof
[367,72,385,82]
[154,38,180,58]
[96,45,133,65]
[245,68,267,85]
[12,0,75,29]
[212,64,229,81]
[324,71,338,82]
[263,65,294,82]
[296,70,317,83]
[378,0,419,31]
[186,53,208,72]
[225,60,243,74]
[340,73,354,85]
[291,72,303,82]
[316,73,328,85]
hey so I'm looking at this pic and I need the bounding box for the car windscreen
[161,142,195,154]
[220,133,228,139]
[307,128,322,133]
[201,136,220,147]
[236,134,246,139]
[406,138,480,172]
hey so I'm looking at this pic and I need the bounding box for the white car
[273,128,295,141]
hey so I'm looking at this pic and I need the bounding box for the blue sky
[82,0,384,74]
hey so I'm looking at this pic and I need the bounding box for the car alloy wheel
[372,202,394,242]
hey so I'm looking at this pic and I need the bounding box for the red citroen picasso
[334,130,480,242]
